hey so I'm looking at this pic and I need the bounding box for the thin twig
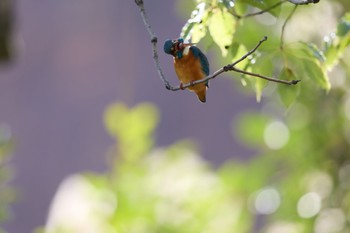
[231,67,300,85]
[231,36,267,67]
[287,0,319,5]
[134,0,171,89]
[243,0,286,18]
[226,36,300,85]
[232,0,318,19]
[134,0,300,92]
[280,5,298,50]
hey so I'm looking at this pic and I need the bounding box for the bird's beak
[174,41,195,51]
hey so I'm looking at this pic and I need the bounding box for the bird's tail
[196,89,206,103]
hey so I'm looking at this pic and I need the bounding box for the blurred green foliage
[181,1,350,102]
[104,103,159,163]
[42,0,350,232]
[46,92,350,233]
[45,103,253,233]
[0,125,14,232]
[102,103,249,233]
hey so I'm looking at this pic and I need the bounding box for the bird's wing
[190,46,210,76]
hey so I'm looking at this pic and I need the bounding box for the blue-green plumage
[189,46,209,87]
[189,46,209,75]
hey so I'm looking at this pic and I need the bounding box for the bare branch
[287,0,319,5]
[134,0,171,89]
[135,1,300,93]
[231,67,300,85]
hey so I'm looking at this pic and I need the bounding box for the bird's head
[163,38,193,57]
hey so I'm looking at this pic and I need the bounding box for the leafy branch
[233,1,286,19]
[231,0,319,19]
[134,0,300,93]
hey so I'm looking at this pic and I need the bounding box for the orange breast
[174,52,207,93]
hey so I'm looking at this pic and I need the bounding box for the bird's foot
[180,83,185,90]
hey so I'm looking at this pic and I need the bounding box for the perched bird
[163,38,209,103]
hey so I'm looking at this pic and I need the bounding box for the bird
[163,38,209,103]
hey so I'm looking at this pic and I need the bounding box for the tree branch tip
[262,36,268,41]
[151,37,158,43]
[134,0,143,6]
[291,80,301,85]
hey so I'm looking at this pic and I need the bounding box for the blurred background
[1,0,350,233]
[0,1,258,232]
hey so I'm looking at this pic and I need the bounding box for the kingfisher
[163,38,209,103]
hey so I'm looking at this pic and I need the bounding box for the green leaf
[251,55,273,102]
[337,13,350,37]
[180,2,207,41]
[221,0,235,9]
[254,78,267,102]
[302,58,330,91]
[181,21,196,41]
[190,23,207,43]
[208,9,236,56]
[233,18,280,52]
[323,35,338,67]
[305,42,325,62]
[278,67,300,108]
[229,43,249,69]
[227,42,240,60]
[284,43,330,91]
[233,1,248,16]
[324,13,350,69]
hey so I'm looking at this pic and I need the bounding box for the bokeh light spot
[254,187,281,215]
[264,121,290,150]
[339,163,350,189]
[266,221,301,233]
[314,209,345,233]
[297,192,321,218]
[304,171,333,198]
